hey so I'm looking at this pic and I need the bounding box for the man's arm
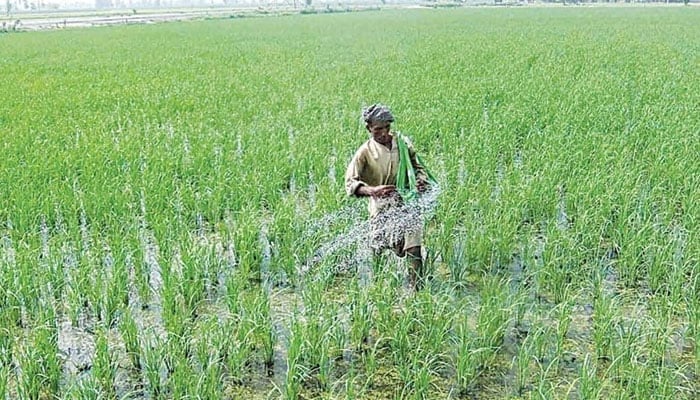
[345,146,397,198]
[345,148,367,197]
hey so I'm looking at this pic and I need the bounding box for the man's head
[362,103,394,126]
[362,103,394,147]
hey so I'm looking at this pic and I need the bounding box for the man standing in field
[345,104,431,290]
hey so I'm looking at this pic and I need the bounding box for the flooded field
[0,6,698,399]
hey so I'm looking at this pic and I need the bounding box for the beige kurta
[345,135,427,251]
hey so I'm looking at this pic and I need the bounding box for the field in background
[1,7,698,399]
[0,6,321,31]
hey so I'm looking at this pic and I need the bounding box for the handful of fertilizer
[395,132,438,201]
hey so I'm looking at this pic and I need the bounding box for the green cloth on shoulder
[395,132,438,201]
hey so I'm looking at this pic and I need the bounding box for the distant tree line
[2,0,696,13]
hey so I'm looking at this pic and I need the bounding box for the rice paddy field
[1,5,699,399]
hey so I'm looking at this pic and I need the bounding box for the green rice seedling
[663,259,688,312]
[299,279,343,391]
[271,207,310,286]
[433,222,465,287]
[396,355,413,397]
[666,222,688,304]
[361,339,384,387]
[23,310,61,398]
[414,362,433,400]
[463,209,513,276]
[120,235,140,305]
[371,280,401,345]
[103,245,129,328]
[531,363,559,400]
[142,336,165,399]
[168,356,196,399]
[118,308,141,371]
[190,318,219,369]
[615,221,653,290]
[527,325,552,367]
[343,366,359,400]
[0,299,21,334]
[285,316,306,400]
[86,271,107,325]
[161,280,196,345]
[227,215,264,283]
[647,297,673,368]
[454,318,479,394]
[179,243,207,315]
[690,286,700,377]
[514,331,534,396]
[62,243,83,327]
[316,340,333,391]
[538,228,581,304]
[614,356,675,400]
[248,287,275,369]
[650,366,676,399]
[391,310,415,368]
[260,315,276,371]
[41,310,61,396]
[397,352,436,400]
[197,350,224,399]
[609,318,642,384]
[645,241,671,298]
[93,328,117,398]
[476,275,511,354]
[16,323,61,400]
[224,319,253,385]
[160,283,183,338]
[39,217,65,307]
[203,245,226,300]
[349,282,372,350]
[225,268,244,317]
[554,299,573,369]
[578,353,602,399]
[0,326,11,368]
[514,290,533,338]
[0,364,7,400]
[394,320,443,398]
[16,344,43,400]
[592,280,619,363]
[65,376,100,400]
[411,352,442,400]
[135,227,155,307]
[164,322,196,375]
[329,308,348,361]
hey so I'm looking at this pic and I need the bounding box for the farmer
[344,103,430,290]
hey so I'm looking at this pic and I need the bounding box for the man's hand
[357,185,397,199]
[372,185,398,198]
[416,180,429,193]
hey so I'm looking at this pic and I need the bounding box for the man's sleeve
[345,148,366,196]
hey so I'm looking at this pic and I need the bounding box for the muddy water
[496,201,697,399]
[267,287,301,389]
[11,182,696,399]
[58,317,95,376]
